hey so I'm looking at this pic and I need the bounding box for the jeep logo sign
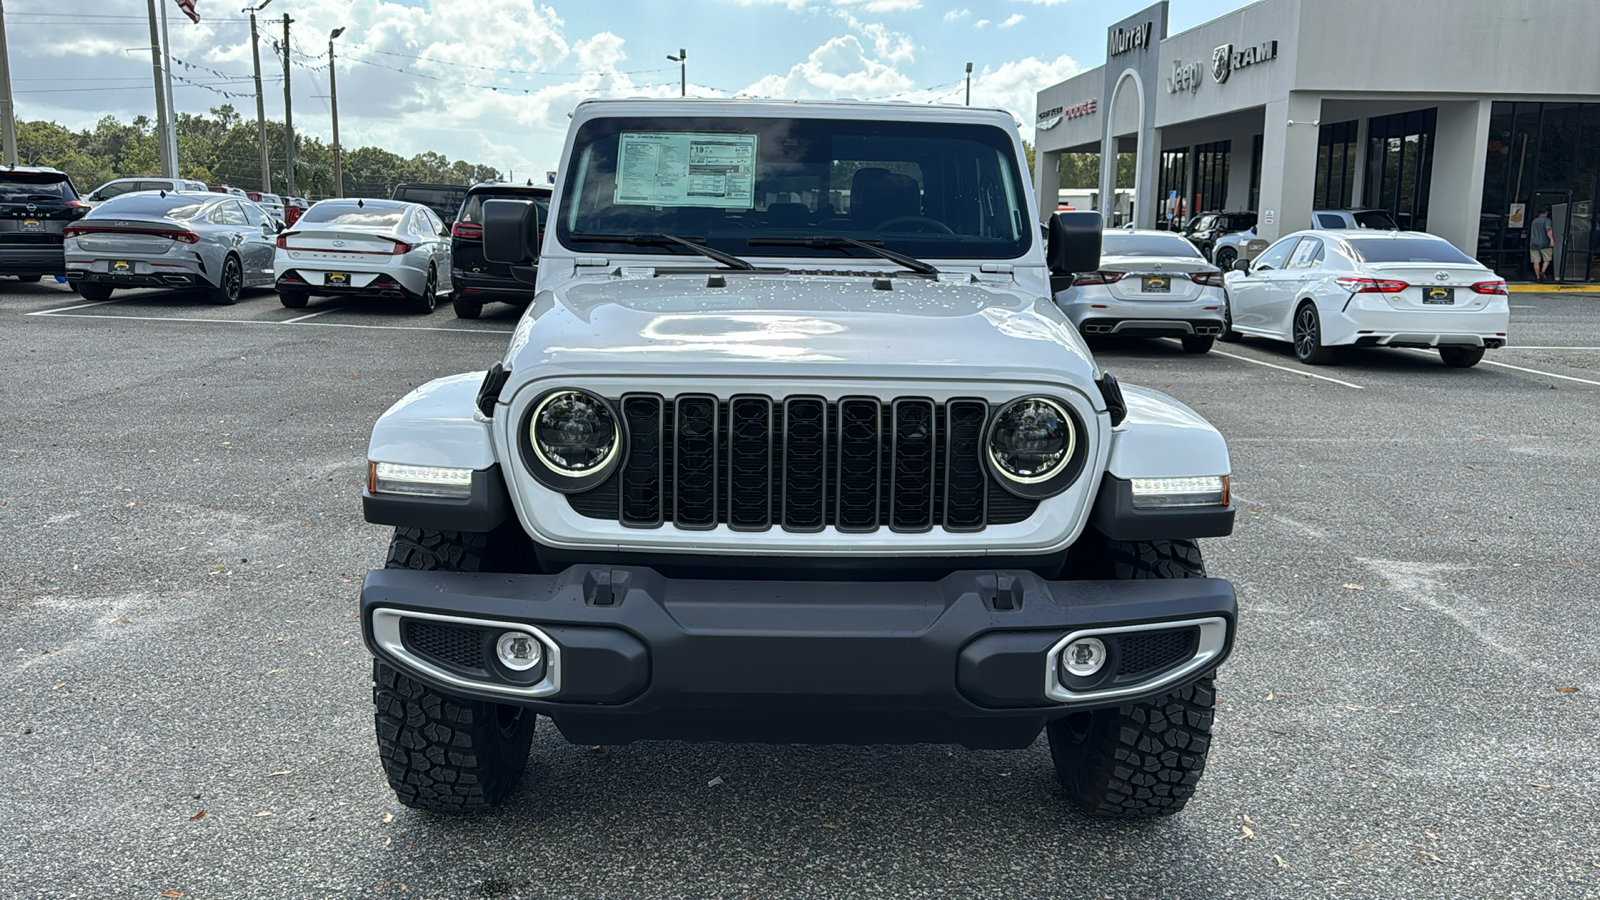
[1108,22,1153,57]
[1166,60,1202,94]
[1212,40,1279,83]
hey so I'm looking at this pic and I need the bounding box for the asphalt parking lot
[1,280,1597,899]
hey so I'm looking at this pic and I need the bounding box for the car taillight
[1470,280,1508,295]
[275,231,298,249]
[1074,271,1126,285]
[1191,271,1225,287]
[63,225,197,243]
[451,222,482,239]
[64,200,91,210]
[62,225,87,238]
[390,239,412,254]
[1335,276,1409,293]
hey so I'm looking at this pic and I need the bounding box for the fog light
[496,632,543,671]
[1060,637,1107,678]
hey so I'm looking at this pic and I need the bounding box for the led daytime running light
[371,462,473,498]
[1130,475,1228,509]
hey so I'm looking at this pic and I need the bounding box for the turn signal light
[1334,276,1408,294]
[1074,271,1126,285]
[1470,280,1508,295]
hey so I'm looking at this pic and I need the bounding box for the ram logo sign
[1213,40,1279,84]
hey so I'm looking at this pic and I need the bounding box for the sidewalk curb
[1508,283,1600,293]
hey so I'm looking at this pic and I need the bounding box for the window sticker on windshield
[614,132,757,209]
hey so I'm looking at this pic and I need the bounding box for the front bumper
[361,565,1236,749]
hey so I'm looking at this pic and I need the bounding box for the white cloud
[973,18,991,27]
[740,34,914,99]
[998,13,1025,27]
[942,8,971,21]
[729,0,921,9]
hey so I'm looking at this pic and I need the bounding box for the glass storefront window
[1477,101,1600,282]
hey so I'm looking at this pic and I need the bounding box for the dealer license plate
[1141,275,1171,293]
[20,219,43,233]
[111,260,132,275]
[1423,287,1454,305]
[325,272,351,287]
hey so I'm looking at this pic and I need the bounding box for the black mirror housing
[1047,211,1103,277]
[1232,258,1252,273]
[482,199,540,265]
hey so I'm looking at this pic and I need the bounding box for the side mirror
[1047,211,1102,294]
[1232,258,1252,273]
[483,199,540,265]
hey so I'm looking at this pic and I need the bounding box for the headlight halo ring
[984,395,1088,500]
[519,387,626,493]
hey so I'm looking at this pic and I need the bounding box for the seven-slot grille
[566,394,1040,532]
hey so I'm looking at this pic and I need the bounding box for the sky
[6,0,1255,179]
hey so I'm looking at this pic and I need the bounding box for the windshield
[92,195,206,218]
[300,204,406,228]
[556,116,1031,261]
[1347,237,1476,264]
[459,192,550,224]
[1102,234,1204,259]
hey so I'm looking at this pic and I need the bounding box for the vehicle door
[1264,236,1326,331]
[1227,236,1300,331]
[211,201,252,273]
[237,201,277,284]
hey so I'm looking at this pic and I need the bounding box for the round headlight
[529,390,618,474]
[987,397,1075,483]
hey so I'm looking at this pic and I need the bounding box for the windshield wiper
[745,235,939,276]
[567,232,755,270]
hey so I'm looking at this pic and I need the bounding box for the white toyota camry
[1222,230,1508,367]
[274,198,453,313]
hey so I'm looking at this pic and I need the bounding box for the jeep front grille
[565,394,1037,532]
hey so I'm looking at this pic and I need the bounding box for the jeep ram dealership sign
[1211,40,1279,83]
[1036,99,1097,130]
[1108,22,1153,57]
[1166,60,1203,94]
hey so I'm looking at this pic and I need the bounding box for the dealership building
[1033,0,1600,281]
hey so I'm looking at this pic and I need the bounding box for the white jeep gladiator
[360,99,1238,818]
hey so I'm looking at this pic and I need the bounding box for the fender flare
[1091,384,1234,540]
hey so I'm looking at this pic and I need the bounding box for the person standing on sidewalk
[1529,206,1555,281]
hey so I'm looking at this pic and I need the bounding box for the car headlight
[523,389,622,492]
[986,397,1082,498]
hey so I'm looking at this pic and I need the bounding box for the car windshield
[555,115,1031,261]
[459,192,550,225]
[300,205,406,228]
[1101,234,1204,259]
[93,195,207,218]
[1352,211,1398,229]
[0,175,73,201]
[1347,237,1476,264]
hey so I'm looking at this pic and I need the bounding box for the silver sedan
[64,191,278,304]
[1054,229,1228,354]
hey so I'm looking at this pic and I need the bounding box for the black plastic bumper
[361,565,1236,749]
[452,270,534,303]
[68,270,198,288]
[0,246,65,276]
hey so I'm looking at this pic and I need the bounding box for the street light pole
[282,13,295,196]
[0,0,19,166]
[245,0,274,193]
[157,0,179,176]
[667,48,685,98]
[328,27,344,198]
[145,0,173,177]
[965,62,972,106]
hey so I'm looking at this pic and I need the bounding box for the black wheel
[1219,294,1243,342]
[75,283,114,302]
[1181,336,1215,354]
[278,289,309,309]
[1292,301,1336,365]
[373,527,537,813]
[1051,535,1216,818]
[408,267,438,314]
[453,293,483,319]
[206,254,243,305]
[17,274,42,283]
[1214,247,1237,270]
[1439,346,1485,368]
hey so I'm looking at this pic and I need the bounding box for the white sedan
[1053,229,1227,354]
[273,198,453,313]
[1221,230,1509,367]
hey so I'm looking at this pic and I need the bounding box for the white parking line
[279,306,344,323]
[28,311,514,335]
[25,298,127,315]
[1500,346,1600,351]
[1481,359,1600,387]
[1199,345,1366,389]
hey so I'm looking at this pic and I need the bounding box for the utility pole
[281,13,295,196]
[328,27,344,198]
[158,0,179,176]
[965,62,972,106]
[145,0,173,177]
[0,0,19,166]
[245,0,274,193]
[667,48,685,97]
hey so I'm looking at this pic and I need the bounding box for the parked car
[253,192,287,226]
[63,191,278,304]
[209,185,249,199]
[0,166,91,280]
[1055,229,1226,353]
[1311,208,1399,230]
[274,198,453,313]
[83,177,209,207]
[1181,211,1256,260]
[357,98,1240,819]
[283,196,309,227]
[1222,230,1508,367]
[449,181,549,318]
[1210,226,1268,271]
[389,182,467,222]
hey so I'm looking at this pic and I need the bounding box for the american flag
[174,0,199,24]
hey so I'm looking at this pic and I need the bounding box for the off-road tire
[206,254,243,305]
[278,289,310,309]
[1181,336,1215,354]
[1293,301,1337,365]
[372,527,537,812]
[75,283,114,302]
[453,293,483,319]
[1051,534,1216,818]
[1439,346,1485,368]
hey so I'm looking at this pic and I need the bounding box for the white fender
[368,372,497,470]
[1105,384,1231,479]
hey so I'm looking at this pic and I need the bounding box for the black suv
[449,182,550,318]
[1182,211,1257,261]
[0,167,90,281]
[389,182,469,223]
